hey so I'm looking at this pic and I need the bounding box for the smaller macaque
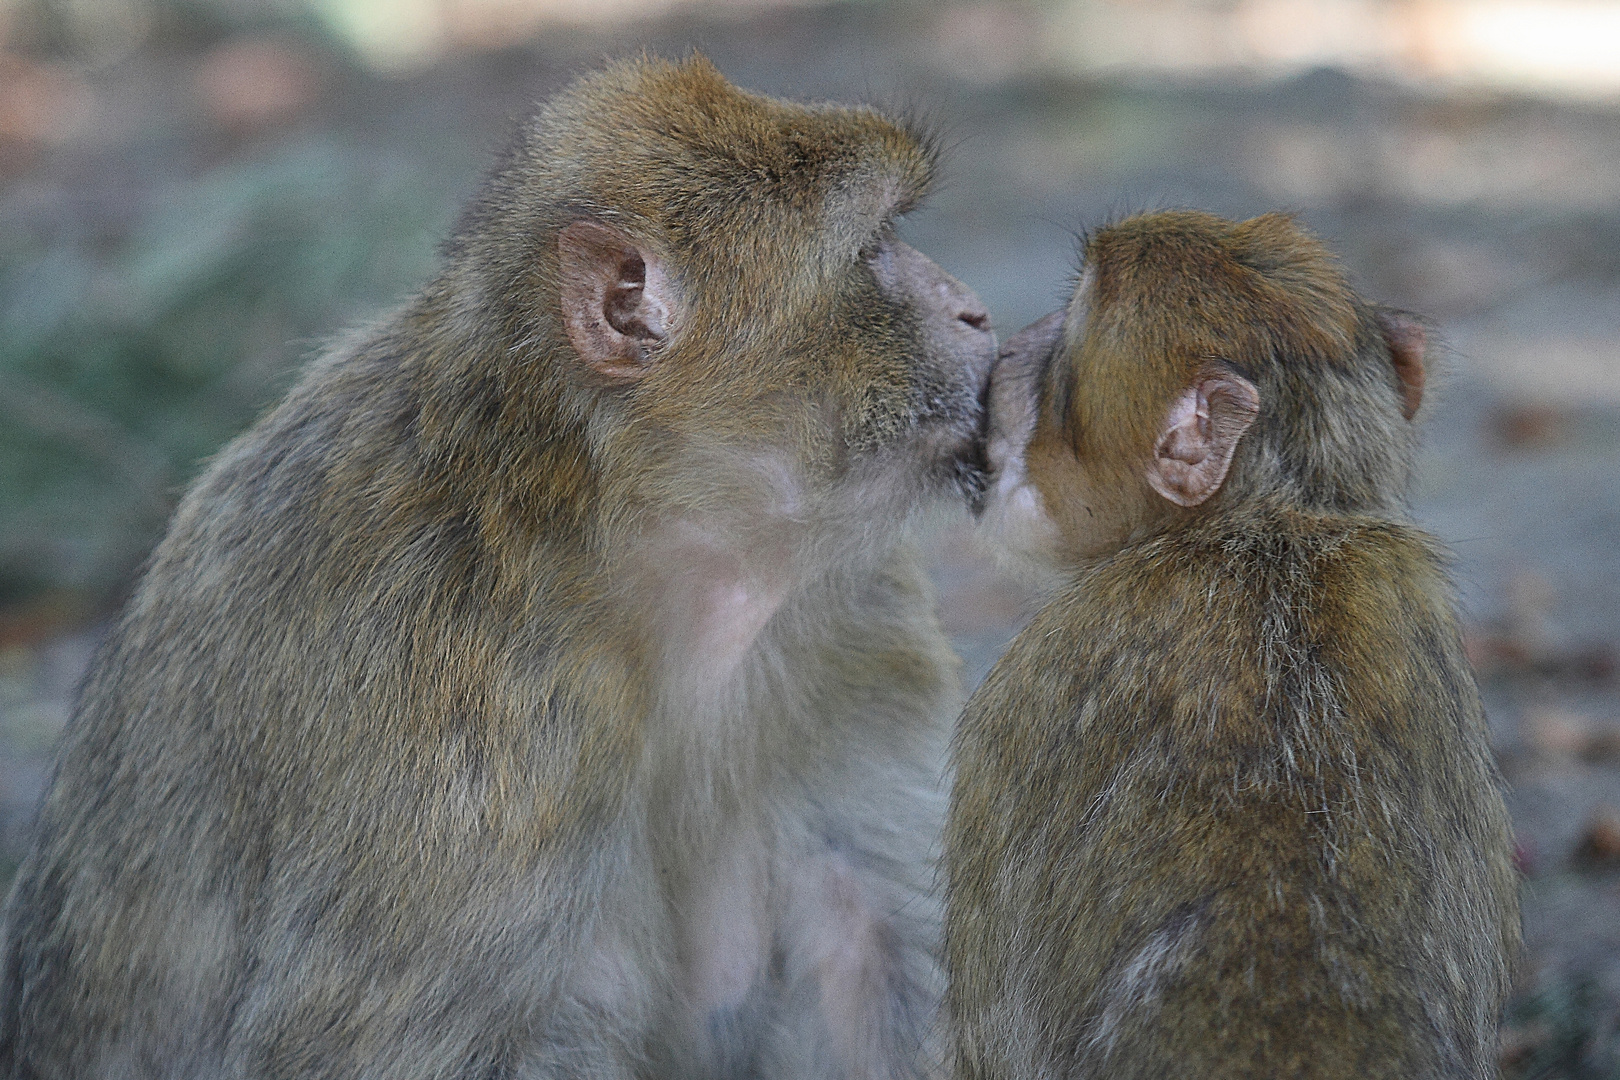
[946,210,1519,1079]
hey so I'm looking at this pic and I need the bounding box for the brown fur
[948,210,1519,1079]
[0,56,995,1079]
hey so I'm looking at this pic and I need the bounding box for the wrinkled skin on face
[984,309,1065,491]
[975,307,1071,572]
[861,232,996,501]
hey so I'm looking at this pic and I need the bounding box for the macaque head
[978,210,1427,571]
[555,210,996,524]
[439,56,996,556]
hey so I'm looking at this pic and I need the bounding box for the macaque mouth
[955,438,991,514]
[963,331,1048,519]
[962,363,996,516]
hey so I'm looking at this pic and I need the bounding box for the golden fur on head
[983,210,1429,573]
[409,57,975,563]
[1059,211,1420,518]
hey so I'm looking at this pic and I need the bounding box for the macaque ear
[1377,310,1426,421]
[558,219,677,380]
[1145,367,1260,508]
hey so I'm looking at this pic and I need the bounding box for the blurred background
[1,0,1617,1072]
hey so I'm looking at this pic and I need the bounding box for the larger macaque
[947,211,1519,1079]
[0,57,996,1078]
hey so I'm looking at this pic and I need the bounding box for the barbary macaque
[0,56,996,1079]
[946,210,1519,1079]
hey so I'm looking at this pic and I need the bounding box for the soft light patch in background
[283,0,1620,101]
[1041,0,1620,100]
[306,0,843,69]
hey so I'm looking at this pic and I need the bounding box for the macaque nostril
[959,310,991,333]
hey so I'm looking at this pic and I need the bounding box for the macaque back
[947,210,1519,1080]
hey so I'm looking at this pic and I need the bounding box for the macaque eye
[859,225,896,265]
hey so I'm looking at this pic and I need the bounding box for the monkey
[944,210,1520,1079]
[0,56,998,1079]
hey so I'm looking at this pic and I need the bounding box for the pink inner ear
[1157,392,1210,465]
[604,252,648,337]
[1145,371,1259,508]
[1379,313,1426,421]
[558,220,675,380]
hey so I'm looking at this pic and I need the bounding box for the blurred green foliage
[0,138,453,607]
[10,0,329,61]
[1505,975,1620,1080]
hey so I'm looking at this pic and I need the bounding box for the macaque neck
[641,517,797,687]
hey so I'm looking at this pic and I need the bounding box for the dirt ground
[1,2,1617,1073]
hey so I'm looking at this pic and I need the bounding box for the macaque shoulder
[957,510,1467,776]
